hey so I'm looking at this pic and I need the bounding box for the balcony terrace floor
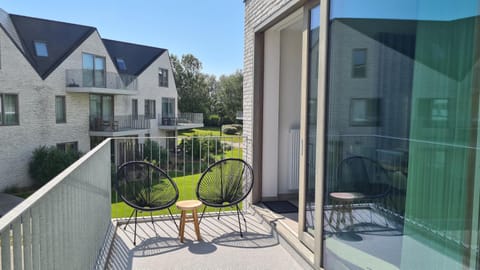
[107,211,305,270]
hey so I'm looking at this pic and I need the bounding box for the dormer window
[34,41,48,57]
[116,58,127,71]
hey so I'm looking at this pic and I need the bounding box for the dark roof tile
[10,14,96,79]
[102,39,166,76]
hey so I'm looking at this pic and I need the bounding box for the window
[349,98,380,126]
[418,98,450,127]
[145,99,156,119]
[158,68,168,87]
[352,48,367,78]
[57,142,78,153]
[132,99,138,119]
[34,41,48,57]
[55,96,66,123]
[162,98,175,118]
[116,58,127,71]
[83,53,106,87]
[0,94,19,126]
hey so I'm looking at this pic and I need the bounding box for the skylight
[34,41,48,57]
[116,58,127,71]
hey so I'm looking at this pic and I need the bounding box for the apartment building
[244,0,480,269]
[0,9,201,190]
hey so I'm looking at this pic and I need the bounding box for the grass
[111,172,242,218]
[179,127,221,137]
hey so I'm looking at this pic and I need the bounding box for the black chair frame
[195,158,254,237]
[116,161,179,245]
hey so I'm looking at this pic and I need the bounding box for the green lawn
[178,127,221,137]
[111,126,245,218]
[111,173,242,218]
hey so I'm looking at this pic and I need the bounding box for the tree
[170,54,210,115]
[216,70,243,123]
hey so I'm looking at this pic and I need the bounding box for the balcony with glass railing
[65,69,138,95]
[89,115,151,136]
[158,112,204,130]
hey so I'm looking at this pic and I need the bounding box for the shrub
[231,124,243,134]
[29,146,82,187]
[205,114,220,127]
[142,139,168,164]
[179,137,223,159]
[222,125,238,135]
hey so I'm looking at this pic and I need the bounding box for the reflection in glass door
[304,4,320,235]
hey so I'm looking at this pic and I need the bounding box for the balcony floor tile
[107,211,304,270]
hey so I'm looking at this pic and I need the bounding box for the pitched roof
[0,9,24,54]
[9,14,96,79]
[102,39,166,76]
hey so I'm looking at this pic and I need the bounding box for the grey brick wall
[243,0,300,164]
[0,26,178,190]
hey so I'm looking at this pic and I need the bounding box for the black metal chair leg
[150,212,155,225]
[236,204,247,232]
[124,209,135,230]
[199,205,207,224]
[133,210,138,246]
[236,206,243,237]
[167,208,179,229]
[217,207,222,220]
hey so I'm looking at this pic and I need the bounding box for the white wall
[278,28,302,195]
[115,50,178,138]
[262,28,281,198]
[0,26,179,190]
[0,30,114,189]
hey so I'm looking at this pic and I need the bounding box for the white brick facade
[243,0,301,165]
[0,25,178,190]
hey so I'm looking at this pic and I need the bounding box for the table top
[329,192,365,201]
[176,200,203,210]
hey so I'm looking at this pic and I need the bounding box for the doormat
[262,201,298,214]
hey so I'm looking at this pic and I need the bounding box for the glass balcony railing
[89,115,150,132]
[158,113,204,127]
[66,69,138,91]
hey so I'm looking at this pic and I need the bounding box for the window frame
[132,99,138,120]
[82,53,106,88]
[349,98,381,126]
[158,68,169,87]
[144,99,156,119]
[0,93,19,126]
[352,48,367,78]
[116,58,127,71]
[56,141,78,153]
[55,95,67,123]
[34,41,48,57]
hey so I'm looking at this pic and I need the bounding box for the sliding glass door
[322,0,480,269]
[299,2,321,248]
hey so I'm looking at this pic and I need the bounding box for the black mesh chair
[116,161,179,245]
[196,158,254,237]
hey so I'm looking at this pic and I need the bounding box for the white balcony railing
[158,112,204,126]
[0,139,112,270]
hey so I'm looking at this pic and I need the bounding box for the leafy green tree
[217,71,243,123]
[170,54,210,115]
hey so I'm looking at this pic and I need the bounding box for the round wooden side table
[176,200,203,242]
[328,192,364,229]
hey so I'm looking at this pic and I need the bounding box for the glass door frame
[298,0,330,266]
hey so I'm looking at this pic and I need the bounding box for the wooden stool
[328,192,364,229]
[176,200,203,242]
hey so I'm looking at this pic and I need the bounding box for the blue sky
[1,0,245,77]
